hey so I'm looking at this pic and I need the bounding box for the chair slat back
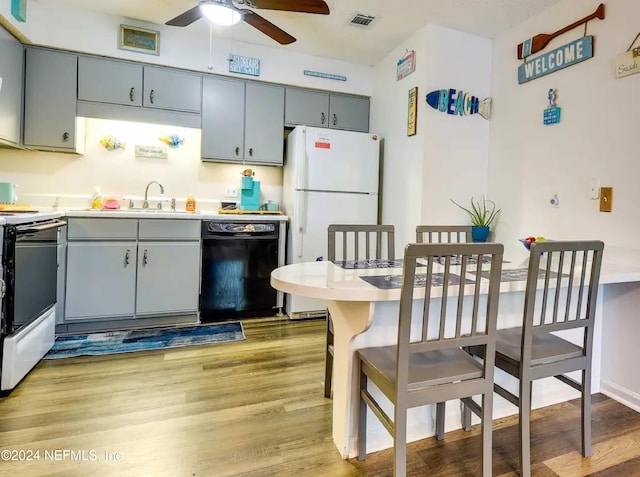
[416,225,473,244]
[396,243,504,387]
[328,224,395,261]
[521,240,604,361]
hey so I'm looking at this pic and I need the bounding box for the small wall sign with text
[119,25,160,56]
[615,32,640,79]
[135,145,167,159]
[11,0,26,22]
[229,54,260,77]
[425,89,491,120]
[407,87,418,136]
[518,36,593,84]
[303,70,347,81]
[397,50,416,81]
[543,89,561,125]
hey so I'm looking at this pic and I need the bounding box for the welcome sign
[518,36,594,84]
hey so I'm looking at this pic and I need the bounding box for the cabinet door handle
[143,249,148,267]
[150,89,155,104]
[129,87,135,102]
[249,148,253,157]
[332,113,337,126]
[321,112,326,125]
[62,132,69,142]
[235,147,240,156]
[124,249,131,267]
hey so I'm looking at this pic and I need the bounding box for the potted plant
[450,196,501,242]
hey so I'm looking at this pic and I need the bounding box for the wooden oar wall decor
[517,3,606,84]
[518,3,605,59]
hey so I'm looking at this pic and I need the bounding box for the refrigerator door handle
[295,190,307,258]
[295,128,308,191]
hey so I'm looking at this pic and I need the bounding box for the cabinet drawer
[138,219,200,240]
[67,218,138,239]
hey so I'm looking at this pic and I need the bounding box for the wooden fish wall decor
[425,89,491,120]
[517,3,605,59]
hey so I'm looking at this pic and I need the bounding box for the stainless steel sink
[83,208,198,214]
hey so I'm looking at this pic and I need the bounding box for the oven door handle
[16,219,66,234]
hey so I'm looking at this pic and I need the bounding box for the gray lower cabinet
[285,87,370,132]
[23,48,80,152]
[136,241,200,315]
[201,76,284,165]
[65,242,137,320]
[0,26,23,146]
[77,56,202,113]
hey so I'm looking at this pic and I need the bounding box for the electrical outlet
[225,186,239,198]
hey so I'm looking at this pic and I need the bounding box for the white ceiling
[36,0,561,65]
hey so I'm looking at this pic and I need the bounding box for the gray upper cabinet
[77,57,202,113]
[285,88,329,128]
[244,82,284,165]
[78,56,143,106]
[328,94,370,132]
[23,48,80,152]
[285,87,370,132]
[201,76,284,165]
[0,27,23,146]
[143,66,201,113]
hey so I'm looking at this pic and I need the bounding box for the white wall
[0,2,372,95]
[0,118,283,211]
[372,24,492,253]
[489,0,640,257]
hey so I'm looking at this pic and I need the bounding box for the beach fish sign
[425,89,491,120]
[518,36,594,84]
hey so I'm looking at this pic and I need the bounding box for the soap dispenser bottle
[90,187,104,209]
[185,194,196,212]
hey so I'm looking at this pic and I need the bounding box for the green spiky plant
[450,196,501,228]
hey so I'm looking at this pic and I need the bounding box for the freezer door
[301,127,380,194]
[285,190,378,318]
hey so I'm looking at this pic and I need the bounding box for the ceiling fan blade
[244,0,329,15]
[242,10,296,45]
[165,5,203,26]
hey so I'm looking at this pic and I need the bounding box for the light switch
[599,187,613,212]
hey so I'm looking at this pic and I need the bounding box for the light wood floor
[1,318,639,477]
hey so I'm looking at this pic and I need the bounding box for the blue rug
[45,322,245,359]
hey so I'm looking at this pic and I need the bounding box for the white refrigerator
[282,126,381,319]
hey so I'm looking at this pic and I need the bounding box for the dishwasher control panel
[202,221,277,235]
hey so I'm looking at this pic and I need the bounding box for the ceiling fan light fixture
[200,2,241,26]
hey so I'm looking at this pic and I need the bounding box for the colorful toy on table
[100,135,126,151]
[159,134,184,148]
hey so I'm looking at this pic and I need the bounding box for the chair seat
[496,327,583,368]
[358,346,483,391]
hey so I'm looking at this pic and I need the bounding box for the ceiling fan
[165,0,330,45]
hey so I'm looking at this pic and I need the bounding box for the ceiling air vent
[348,13,376,28]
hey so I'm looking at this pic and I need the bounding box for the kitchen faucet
[143,180,165,208]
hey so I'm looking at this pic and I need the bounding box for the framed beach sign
[119,25,160,55]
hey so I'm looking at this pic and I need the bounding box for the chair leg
[324,317,333,398]
[582,368,592,457]
[519,379,532,477]
[435,402,445,440]
[481,391,493,477]
[358,368,368,460]
[462,401,472,432]
[394,402,408,477]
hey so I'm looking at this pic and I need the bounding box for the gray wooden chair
[416,225,473,244]
[324,224,395,398]
[357,242,504,477]
[465,240,604,477]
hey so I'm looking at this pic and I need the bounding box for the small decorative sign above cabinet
[425,88,491,120]
[303,70,347,81]
[119,25,160,56]
[397,50,416,81]
[229,55,260,77]
[543,89,561,125]
[11,0,26,22]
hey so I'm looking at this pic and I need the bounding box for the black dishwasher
[200,221,279,321]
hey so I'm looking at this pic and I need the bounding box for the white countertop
[63,209,289,221]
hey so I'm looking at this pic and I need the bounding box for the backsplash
[0,118,283,211]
